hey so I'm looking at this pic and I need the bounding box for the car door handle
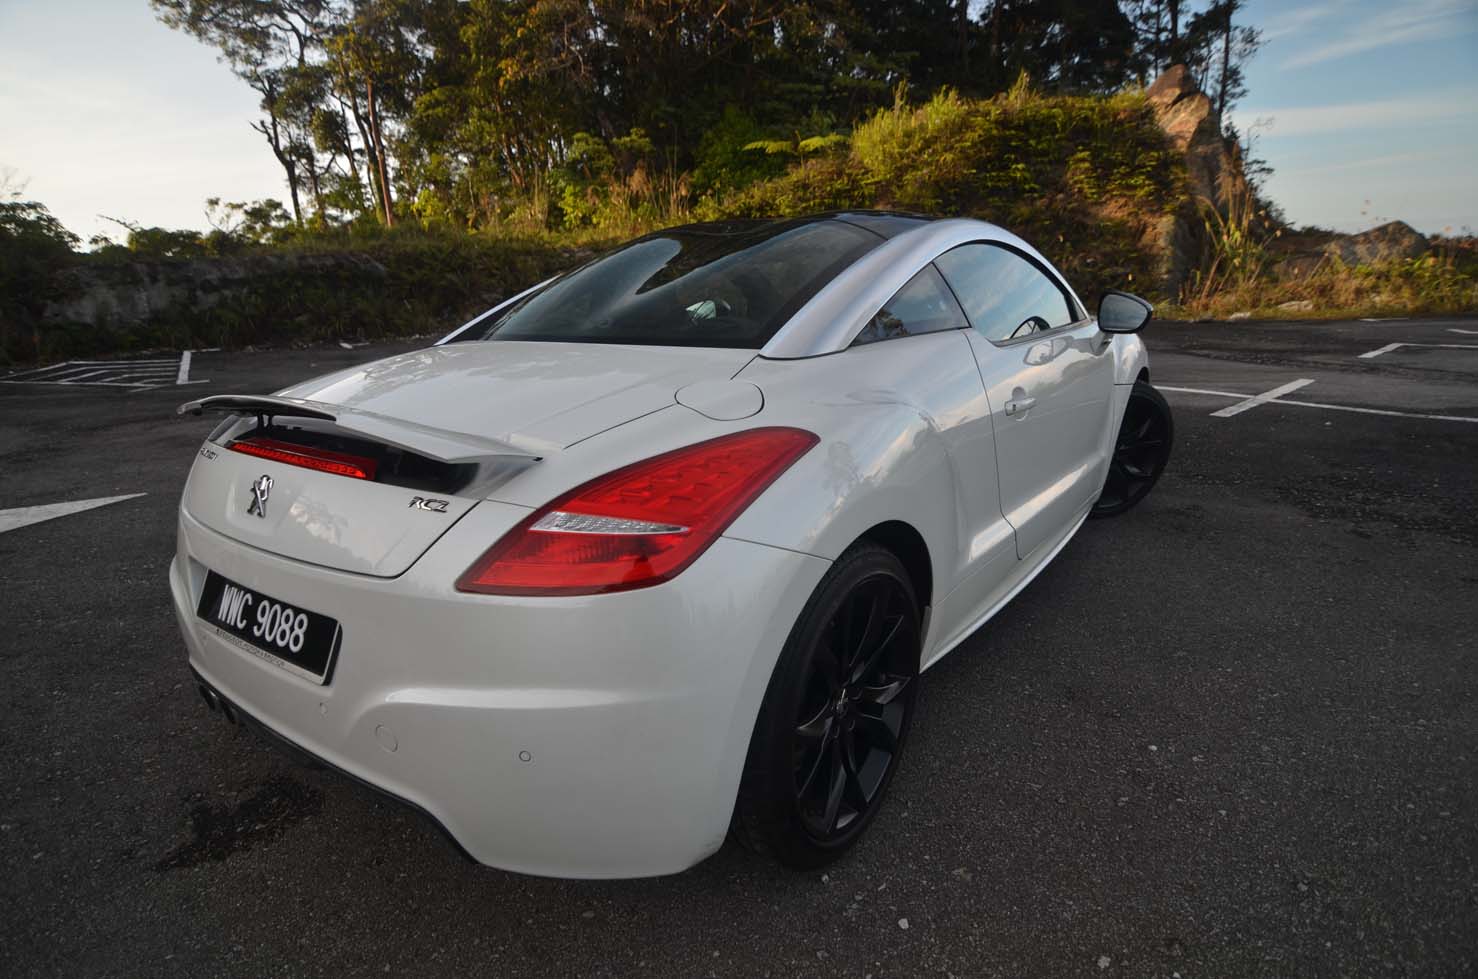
[1004,397,1036,416]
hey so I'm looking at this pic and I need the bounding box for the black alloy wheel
[792,574,915,841]
[1091,379,1174,518]
[734,543,920,868]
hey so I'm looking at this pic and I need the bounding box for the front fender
[1110,332,1150,386]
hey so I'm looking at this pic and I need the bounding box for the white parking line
[1209,378,1316,417]
[1358,342,1478,359]
[1159,385,1478,424]
[1271,398,1478,424]
[1448,328,1478,336]
[1358,342,1404,359]
[0,494,146,534]
[1,351,208,390]
[1157,385,1247,398]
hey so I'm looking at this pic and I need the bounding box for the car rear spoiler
[178,394,544,464]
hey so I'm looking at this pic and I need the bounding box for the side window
[933,243,1077,343]
[852,265,968,346]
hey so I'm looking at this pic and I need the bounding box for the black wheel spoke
[797,735,830,799]
[851,613,903,685]
[846,583,885,673]
[795,703,832,741]
[855,711,899,753]
[841,738,871,812]
[859,673,911,706]
[821,741,847,833]
[813,638,845,691]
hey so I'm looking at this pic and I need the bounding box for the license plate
[196,571,341,684]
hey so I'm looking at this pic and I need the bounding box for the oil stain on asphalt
[155,776,321,871]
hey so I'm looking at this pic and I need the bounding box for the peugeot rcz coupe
[171,211,1173,878]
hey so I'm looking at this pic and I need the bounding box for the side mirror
[1098,290,1153,334]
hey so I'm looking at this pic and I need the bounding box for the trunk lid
[277,341,755,451]
[181,342,754,577]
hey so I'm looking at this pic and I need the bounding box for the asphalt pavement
[2,317,1475,977]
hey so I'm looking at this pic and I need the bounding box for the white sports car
[172,211,1172,878]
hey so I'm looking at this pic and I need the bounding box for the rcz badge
[408,496,449,513]
[247,474,273,518]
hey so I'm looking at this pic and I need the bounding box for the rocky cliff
[1144,65,1245,297]
[1143,66,1434,297]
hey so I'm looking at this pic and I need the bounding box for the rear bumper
[170,502,830,878]
[190,667,479,863]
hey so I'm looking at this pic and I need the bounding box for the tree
[153,0,1265,234]
[0,182,79,361]
[152,1,335,223]
[978,0,1139,93]
[324,0,433,227]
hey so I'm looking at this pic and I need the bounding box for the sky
[1,0,1475,242]
[1231,0,1478,234]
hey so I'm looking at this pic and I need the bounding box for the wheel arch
[857,520,932,613]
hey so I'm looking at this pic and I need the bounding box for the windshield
[459,220,881,349]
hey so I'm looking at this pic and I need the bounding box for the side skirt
[920,506,1090,672]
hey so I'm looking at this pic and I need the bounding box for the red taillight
[228,436,378,480]
[456,427,818,596]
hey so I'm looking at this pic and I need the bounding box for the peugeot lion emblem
[246,474,273,518]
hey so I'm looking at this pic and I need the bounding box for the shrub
[705,82,1187,301]
[0,199,80,364]
[1168,251,1478,320]
[23,228,579,361]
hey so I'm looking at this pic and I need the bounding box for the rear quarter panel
[726,331,999,616]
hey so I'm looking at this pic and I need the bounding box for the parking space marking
[1358,342,1478,359]
[1157,384,1248,398]
[0,493,146,535]
[2,351,209,390]
[1448,328,1478,336]
[1359,342,1404,359]
[1160,385,1478,424]
[1209,378,1316,417]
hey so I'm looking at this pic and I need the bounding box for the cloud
[1261,1,1348,42]
[1233,92,1478,137]
[1282,0,1478,69]
[1279,152,1434,177]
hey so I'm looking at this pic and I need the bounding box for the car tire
[1091,379,1174,519]
[733,542,921,869]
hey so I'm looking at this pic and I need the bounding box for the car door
[935,242,1115,559]
[847,264,1016,633]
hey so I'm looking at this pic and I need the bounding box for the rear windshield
[458,220,880,349]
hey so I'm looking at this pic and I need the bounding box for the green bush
[21,228,577,362]
[1167,250,1478,321]
[707,84,1187,301]
[0,199,80,365]
[702,156,867,220]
